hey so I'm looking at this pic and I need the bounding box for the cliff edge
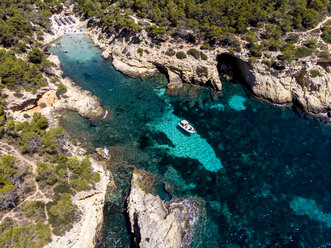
[127,170,200,248]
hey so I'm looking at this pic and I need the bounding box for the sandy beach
[43,13,89,44]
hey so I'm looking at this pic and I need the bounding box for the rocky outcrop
[112,55,159,79]
[218,53,331,117]
[3,87,49,112]
[89,28,223,91]
[127,170,199,248]
[54,77,107,121]
[45,157,110,248]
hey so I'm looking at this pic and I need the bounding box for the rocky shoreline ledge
[87,17,331,122]
[2,39,111,246]
[127,170,201,248]
[5,54,108,124]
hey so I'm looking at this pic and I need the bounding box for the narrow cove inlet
[52,34,330,247]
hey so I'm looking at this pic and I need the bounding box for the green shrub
[0,50,47,91]
[0,105,5,117]
[248,43,265,58]
[248,56,258,63]
[200,43,213,50]
[27,48,44,64]
[146,24,167,37]
[230,39,242,52]
[137,48,143,56]
[0,223,51,248]
[53,184,72,195]
[0,156,19,206]
[303,38,317,49]
[36,31,44,39]
[48,193,77,236]
[317,50,330,59]
[70,178,89,191]
[35,162,57,186]
[294,47,313,59]
[165,48,175,56]
[280,44,296,61]
[23,113,30,119]
[50,77,58,84]
[243,32,258,43]
[187,48,200,59]
[56,83,67,99]
[200,52,208,60]
[13,92,24,98]
[0,116,5,126]
[321,27,331,44]
[179,45,184,49]
[17,41,27,52]
[196,66,208,76]
[310,69,323,78]
[41,127,68,155]
[23,201,45,220]
[262,59,272,68]
[285,34,299,44]
[264,39,282,51]
[66,156,100,191]
[176,51,187,59]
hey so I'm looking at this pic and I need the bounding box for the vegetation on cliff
[0,0,66,47]
[0,1,103,245]
[0,112,101,243]
[76,0,330,40]
[76,0,330,65]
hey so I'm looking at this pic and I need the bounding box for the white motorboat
[178,120,195,134]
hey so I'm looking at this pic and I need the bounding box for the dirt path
[288,16,331,47]
[311,16,330,32]
[0,142,37,173]
[0,142,52,225]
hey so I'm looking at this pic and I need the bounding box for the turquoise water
[52,35,331,247]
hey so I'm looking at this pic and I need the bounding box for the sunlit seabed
[52,34,330,247]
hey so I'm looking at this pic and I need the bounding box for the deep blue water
[52,35,331,248]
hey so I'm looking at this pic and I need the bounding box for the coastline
[31,10,330,247]
[43,12,331,122]
[44,156,110,248]
[84,17,331,123]
[1,20,111,247]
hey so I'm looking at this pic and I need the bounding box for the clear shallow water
[52,35,331,247]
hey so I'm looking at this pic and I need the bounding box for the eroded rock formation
[89,23,331,121]
[127,170,200,248]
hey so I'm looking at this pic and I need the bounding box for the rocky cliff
[127,170,200,248]
[88,19,330,122]
[5,54,107,123]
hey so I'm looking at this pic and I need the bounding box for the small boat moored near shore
[178,120,195,134]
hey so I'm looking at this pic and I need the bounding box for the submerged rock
[127,170,200,248]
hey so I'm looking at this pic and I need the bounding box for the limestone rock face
[251,65,331,114]
[112,55,159,79]
[88,24,330,121]
[5,77,106,123]
[217,53,331,119]
[55,77,106,121]
[89,27,224,92]
[127,171,198,248]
